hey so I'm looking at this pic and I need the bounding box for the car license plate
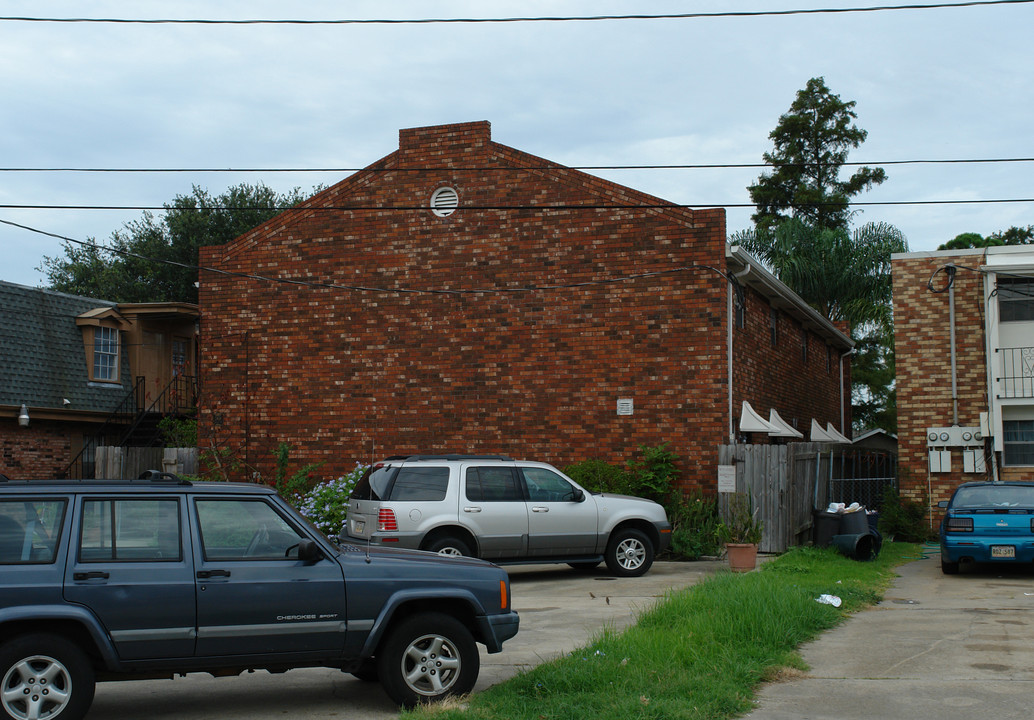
[354,520,365,534]
[991,545,1015,558]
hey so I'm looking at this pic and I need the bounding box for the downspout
[948,267,959,426]
[729,264,752,444]
[839,348,854,435]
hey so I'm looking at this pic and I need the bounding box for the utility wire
[2,157,1032,173]
[1,199,1031,212]
[1,1,1030,25]
[0,217,730,296]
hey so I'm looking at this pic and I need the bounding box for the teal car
[939,481,1034,574]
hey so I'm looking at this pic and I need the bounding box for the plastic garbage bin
[813,511,840,548]
[839,510,870,535]
[832,532,879,561]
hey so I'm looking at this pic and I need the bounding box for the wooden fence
[718,443,894,553]
[94,447,198,480]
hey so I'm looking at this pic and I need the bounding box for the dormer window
[76,307,129,384]
[94,326,120,381]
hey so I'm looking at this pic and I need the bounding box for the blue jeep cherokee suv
[0,474,519,718]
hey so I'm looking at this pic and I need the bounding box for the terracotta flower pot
[725,542,758,572]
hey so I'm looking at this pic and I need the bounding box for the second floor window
[998,278,1034,322]
[94,326,119,381]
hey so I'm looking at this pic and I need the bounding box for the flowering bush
[294,463,367,537]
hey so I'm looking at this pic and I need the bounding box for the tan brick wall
[893,252,989,523]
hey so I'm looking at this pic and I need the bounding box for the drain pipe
[839,347,854,436]
[948,267,959,426]
[728,264,752,444]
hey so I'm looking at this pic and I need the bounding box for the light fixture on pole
[18,404,29,427]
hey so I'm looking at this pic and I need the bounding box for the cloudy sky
[1,0,1031,289]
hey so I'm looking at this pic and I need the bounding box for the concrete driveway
[745,554,1034,720]
[85,560,724,720]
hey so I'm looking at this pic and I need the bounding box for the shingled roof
[0,281,132,413]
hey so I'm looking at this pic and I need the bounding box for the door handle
[196,569,231,579]
[532,506,550,513]
[463,507,482,513]
[73,571,109,581]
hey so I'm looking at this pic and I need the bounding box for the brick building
[893,246,1034,526]
[198,121,852,493]
[1,281,198,479]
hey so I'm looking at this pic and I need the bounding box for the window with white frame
[998,278,1034,322]
[93,326,119,381]
[1003,419,1034,466]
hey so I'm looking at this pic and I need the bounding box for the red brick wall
[733,286,850,441]
[1,422,75,479]
[199,122,845,493]
[893,251,988,524]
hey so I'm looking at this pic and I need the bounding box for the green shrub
[667,491,723,559]
[878,486,934,542]
[293,463,366,537]
[624,442,679,503]
[272,442,325,499]
[563,459,626,494]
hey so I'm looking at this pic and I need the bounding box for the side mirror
[571,489,585,503]
[297,539,324,563]
[937,500,949,509]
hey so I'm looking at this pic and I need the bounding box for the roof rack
[137,470,193,485]
[390,454,513,462]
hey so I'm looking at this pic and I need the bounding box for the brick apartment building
[893,246,1034,526]
[198,121,852,493]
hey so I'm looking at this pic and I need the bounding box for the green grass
[406,542,917,720]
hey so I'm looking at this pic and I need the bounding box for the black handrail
[116,375,199,447]
[60,376,145,479]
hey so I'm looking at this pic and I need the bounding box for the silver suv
[344,455,671,577]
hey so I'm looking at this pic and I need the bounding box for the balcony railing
[998,346,1034,398]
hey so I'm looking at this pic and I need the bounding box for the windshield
[952,485,1034,509]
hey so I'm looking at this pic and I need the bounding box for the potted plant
[717,492,763,572]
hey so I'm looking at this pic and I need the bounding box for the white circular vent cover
[430,187,459,217]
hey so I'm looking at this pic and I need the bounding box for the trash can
[839,510,870,535]
[813,511,841,548]
[832,532,879,561]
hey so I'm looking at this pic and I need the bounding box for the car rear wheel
[425,536,472,558]
[376,612,479,707]
[0,634,95,720]
[605,528,654,577]
[941,558,960,574]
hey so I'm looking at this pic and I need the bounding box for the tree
[731,218,908,434]
[732,219,906,329]
[937,225,1033,250]
[40,183,311,303]
[748,77,886,234]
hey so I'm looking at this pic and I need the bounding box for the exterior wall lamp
[18,404,29,427]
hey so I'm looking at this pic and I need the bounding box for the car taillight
[378,508,398,532]
[946,517,973,533]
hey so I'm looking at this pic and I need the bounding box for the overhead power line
[0,217,731,296]
[2,157,1032,173]
[1,199,1032,212]
[0,1,1030,25]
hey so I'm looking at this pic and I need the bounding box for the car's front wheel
[605,528,654,577]
[376,612,479,707]
[0,633,95,720]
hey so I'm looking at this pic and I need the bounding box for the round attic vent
[430,186,459,217]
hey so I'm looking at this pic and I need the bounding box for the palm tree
[730,218,908,433]
[730,218,906,329]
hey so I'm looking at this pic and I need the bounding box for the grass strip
[408,542,917,720]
